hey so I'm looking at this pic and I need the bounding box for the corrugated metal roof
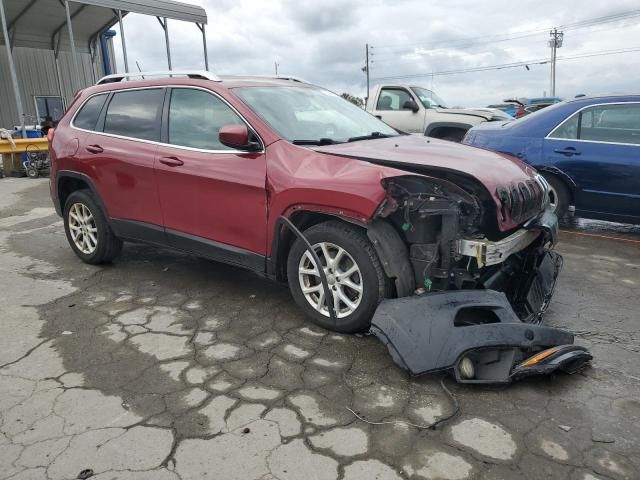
[0,0,206,52]
[78,0,207,24]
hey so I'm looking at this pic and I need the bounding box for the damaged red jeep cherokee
[49,71,591,383]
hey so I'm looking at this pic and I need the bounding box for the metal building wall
[0,45,107,129]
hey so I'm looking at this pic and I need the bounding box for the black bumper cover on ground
[371,280,591,384]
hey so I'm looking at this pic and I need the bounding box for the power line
[371,46,640,81]
[371,9,640,55]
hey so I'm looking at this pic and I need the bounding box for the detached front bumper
[371,290,591,384]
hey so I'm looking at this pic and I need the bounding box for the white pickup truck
[365,84,505,142]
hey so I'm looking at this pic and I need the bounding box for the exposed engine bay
[364,173,592,383]
[370,174,560,324]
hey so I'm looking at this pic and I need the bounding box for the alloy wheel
[298,242,363,318]
[68,203,98,254]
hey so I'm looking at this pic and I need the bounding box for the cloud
[110,0,640,105]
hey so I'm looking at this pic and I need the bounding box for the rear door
[544,102,640,219]
[81,88,164,228]
[154,87,268,267]
[371,87,424,133]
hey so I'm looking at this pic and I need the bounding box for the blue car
[463,95,640,224]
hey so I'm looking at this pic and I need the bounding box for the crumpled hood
[313,134,536,193]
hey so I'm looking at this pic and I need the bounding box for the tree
[340,93,364,108]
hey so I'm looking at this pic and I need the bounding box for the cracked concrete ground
[0,178,638,480]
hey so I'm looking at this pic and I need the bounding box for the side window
[580,104,640,145]
[168,88,244,150]
[549,112,579,140]
[35,96,64,123]
[376,88,413,111]
[73,94,107,131]
[103,89,163,141]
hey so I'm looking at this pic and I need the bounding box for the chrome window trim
[70,85,265,155]
[545,101,640,147]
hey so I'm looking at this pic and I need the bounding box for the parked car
[366,84,505,142]
[463,95,640,223]
[470,108,514,121]
[49,71,559,333]
[519,97,563,117]
[487,101,523,118]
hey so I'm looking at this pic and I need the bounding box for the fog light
[459,356,475,379]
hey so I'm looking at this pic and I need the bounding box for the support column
[0,0,26,137]
[64,0,81,93]
[117,9,129,73]
[157,17,171,70]
[53,32,66,108]
[197,23,208,71]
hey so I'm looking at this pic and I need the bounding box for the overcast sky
[112,0,640,106]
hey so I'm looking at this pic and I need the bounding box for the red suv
[49,71,560,333]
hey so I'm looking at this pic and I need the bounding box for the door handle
[159,156,184,167]
[85,144,103,154]
[553,147,581,156]
[375,115,382,119]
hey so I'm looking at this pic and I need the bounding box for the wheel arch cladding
[271,210,364,281]
[57,171,109,218]
[366,219,415,297]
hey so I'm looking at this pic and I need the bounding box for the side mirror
[402,100,420,113]
[219,124,261,151]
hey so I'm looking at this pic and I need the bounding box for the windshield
[233,86,398,143]
[411,87,448,109]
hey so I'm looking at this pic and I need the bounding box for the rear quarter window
[73,94,108,131]
[103,89,163,141]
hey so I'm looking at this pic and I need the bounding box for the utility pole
[364,43,370,103]
[274,61,279,76]
[548,28,564,96]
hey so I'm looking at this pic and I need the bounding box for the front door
[544,102,640,220]
[154,87,268,269]
[372,87,424,133]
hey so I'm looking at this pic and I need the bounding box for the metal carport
[0,0,208,137]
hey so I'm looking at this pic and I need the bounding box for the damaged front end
[369,173,591,383]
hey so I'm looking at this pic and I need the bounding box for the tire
[286,220,387,333]
[27,167,39,179]
[63,190,122,264]
[542,174,570,218]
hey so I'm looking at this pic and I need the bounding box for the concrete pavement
[0,178,638,480]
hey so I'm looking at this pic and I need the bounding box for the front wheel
[286,221,387,333]
[542,174,570,218]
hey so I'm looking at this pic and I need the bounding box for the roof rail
[96,70,221,85]
[273,75,310,84]
[219,75,310,84]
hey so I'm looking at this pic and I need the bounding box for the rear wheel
[542,174,570,218]
[286,221,387,333]
[63,190,122,264]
